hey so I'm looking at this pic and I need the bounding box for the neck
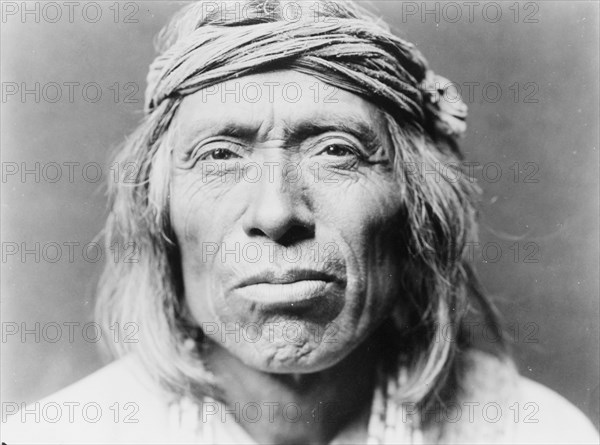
[202,333,383,445]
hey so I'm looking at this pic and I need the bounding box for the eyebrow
[179,114,384,153]
[283,116,382,150]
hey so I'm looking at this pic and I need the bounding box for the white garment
[2,351,598,444]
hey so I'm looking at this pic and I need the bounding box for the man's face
[169,70,405,373]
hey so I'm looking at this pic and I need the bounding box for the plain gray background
[1,0,599,429]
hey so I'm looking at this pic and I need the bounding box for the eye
[198,147,243,161]
[318,144,355,157]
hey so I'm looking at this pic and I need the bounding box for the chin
[232,338,356,374]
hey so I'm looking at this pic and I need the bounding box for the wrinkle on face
[169,70,407,373]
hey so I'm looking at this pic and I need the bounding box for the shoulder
[512,376,599,444]
[1,355,199,444]
[433,349,599,444]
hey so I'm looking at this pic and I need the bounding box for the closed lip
[232,269,340,290]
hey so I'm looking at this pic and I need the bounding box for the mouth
[231,270,341,307]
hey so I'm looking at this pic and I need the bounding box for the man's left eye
[318,144,355,157]
[198,147,243,161]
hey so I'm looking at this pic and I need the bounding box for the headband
[144,10,467,140]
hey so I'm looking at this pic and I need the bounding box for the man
[4,1,598,443]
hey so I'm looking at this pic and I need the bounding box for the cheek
[311,174,405,325]
[314,172,403,268]
[170,174,238,244]
[169,176,239,323]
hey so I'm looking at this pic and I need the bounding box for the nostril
[276,223,315,247]
[246,222,314,247]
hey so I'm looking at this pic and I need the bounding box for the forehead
[171,70,388,142]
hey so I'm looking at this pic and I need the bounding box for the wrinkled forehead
[169,70,393,149]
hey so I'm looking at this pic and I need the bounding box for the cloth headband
[144,16,467,140]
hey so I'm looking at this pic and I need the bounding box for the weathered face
[169,70,405,373]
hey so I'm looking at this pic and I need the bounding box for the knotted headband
[144,1,467,141]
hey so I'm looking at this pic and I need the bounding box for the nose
[241,164,315,245]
